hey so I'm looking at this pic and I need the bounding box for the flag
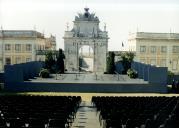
[122,42,124,47]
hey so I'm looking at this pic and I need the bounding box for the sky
[0,0,179,51]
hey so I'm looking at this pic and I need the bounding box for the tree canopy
[56,48,65,73]
[121,52,135,74]
[45,49,65,73]
[106,52,115,74]
[45,50,55,73]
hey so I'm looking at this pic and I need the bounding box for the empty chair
[144,119,152,128]
[125,119,136,128]
[27,118,46,128]
[0,118,6,128]
[92,96,179,128]
[47,119,66,128]
[6,118,25,128]
[0,95,81,128]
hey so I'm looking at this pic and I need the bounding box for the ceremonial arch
[63,8,109,73]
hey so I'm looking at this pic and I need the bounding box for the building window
[172,60,178,70]
[160,59,166,67]
[173,46,179,53]
[39,45,41,50]
[140,46,146,53]
[5,44,11,51]
[5,57,11,65]
[26,58,31,62]
[15,57,21,64]
[38,45,45,50]
[150,46,156,53]
[26,44,32,51]
[161,46,167,53]
[15,44,21,51]
[150,59,156,65]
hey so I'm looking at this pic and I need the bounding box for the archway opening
[79,45,94,72]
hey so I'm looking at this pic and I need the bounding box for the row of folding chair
[0,95,81,128]
[92,96,179,128]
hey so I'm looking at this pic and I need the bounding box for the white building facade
[0,30,56,71]
[128,32,179,74]
[64,8,109,72]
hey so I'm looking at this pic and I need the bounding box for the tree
[56,48,65,73]
[45,50,55,73]
[121,52,135,74]
[106,52,115,74]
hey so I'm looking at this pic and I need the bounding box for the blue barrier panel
[115,61,123,74]
[4,64,23,83]
[131,62,135,69]
[141,63,145,79]
[0,72,4,83]
[23,63,29,80]
[27,62,32,78]
[4,61,44,82]
[138,63,143,79]
[135,62,140,73]
[33,62,39,77]
[148,66,168,85]
[35,61,44,76]
[117,61,168,85]
[143,65,149,81]
[28,62,34,79]
[4,82,167,93]
[132,62,138,71]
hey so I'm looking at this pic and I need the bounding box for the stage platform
[31,73,148,84]
[4,73,167,93]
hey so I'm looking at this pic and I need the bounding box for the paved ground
[71,101,102,128]
[31,73,148,84]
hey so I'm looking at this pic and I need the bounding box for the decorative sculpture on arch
[63,8,109,73]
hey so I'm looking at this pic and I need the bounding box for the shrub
[168,71,174,76]
[121,52,135,74]
[127,68,138,78]
[39,69,50,78]
[106,52,115,74]
[167,71,175,85]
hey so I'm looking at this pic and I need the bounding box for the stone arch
[63,8,108,73]
[79,45,94,72]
